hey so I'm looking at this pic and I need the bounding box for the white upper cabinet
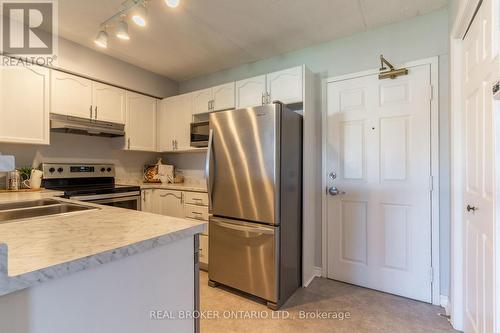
[191,82,235,114]
[158,93,192,152]
[266,66,303,104]
[92,82,126,124]
[51,71,93,119]
[236,75,266,108]
[0,63,50,145]
[125,92,157,152]
[212,82,235,111]
[192,88,213,114]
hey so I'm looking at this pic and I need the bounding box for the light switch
[0,155,15,172]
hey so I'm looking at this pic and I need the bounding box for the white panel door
[0,63,50,145]
[212,82,235,111]
[326,64,432,302]
[191,88,212,114]
[92,82,126,124]
[462,1,495,332]
[235,75,266,108]
[126,92,157,152]
[51,71,93,119]
[267,66,303,104]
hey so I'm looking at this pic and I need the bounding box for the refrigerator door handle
[211,219,275,235]
[205,129,214,212]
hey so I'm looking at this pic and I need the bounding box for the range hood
[50,114,125,137]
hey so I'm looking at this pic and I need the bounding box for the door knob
[328,187,344,196]
[466,204,477,212]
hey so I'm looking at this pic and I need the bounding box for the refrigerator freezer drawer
[208,217,279,303]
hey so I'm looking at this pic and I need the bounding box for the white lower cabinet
[157,189,185,218]
[0,63,50,145]
[141,189,209,268]
[141,189,157,213]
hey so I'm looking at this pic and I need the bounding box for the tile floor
[200,271,457,333]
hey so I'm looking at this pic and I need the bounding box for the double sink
[0,199,97,224]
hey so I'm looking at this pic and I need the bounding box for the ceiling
[57,0,447,82]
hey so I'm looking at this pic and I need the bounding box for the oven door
[70,192,141,211]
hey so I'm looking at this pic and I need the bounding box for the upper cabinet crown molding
[0,63,50,145]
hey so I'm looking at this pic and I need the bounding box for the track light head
[132,4,147,27]
[94,30,108,48]
[116,20,130,40]
[165,0,180,8]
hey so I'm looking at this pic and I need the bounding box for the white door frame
[321,56,441,306]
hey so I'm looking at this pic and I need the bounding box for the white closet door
[267,66,303,104]
[235,75,266,109]
[51,71,93,119]
[0,63,50,145]
[326,64,432,302]
[461,0,495,332]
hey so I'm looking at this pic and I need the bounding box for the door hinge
[430,267,434,283]
[429,176,433,192]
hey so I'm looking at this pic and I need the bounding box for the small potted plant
[17,166,33,189]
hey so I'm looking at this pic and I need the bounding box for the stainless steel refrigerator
[206,102,302,310]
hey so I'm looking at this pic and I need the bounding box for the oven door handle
[70,191,141,201]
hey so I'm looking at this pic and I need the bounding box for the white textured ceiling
[57,0,447,81]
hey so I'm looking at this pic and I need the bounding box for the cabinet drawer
[185,204,209,223]
[184,192,209,206]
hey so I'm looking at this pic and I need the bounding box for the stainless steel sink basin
[0,198,61,211]
[0,200,97,224]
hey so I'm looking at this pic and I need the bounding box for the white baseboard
[303,267,323,287]
[440,295,450,315]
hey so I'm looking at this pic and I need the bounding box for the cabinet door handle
[94,106,98,119]
[127,138,131,149]
[261,93,265,105]
[89,105,93,119]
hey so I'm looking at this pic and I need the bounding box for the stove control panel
[41,163,115,179]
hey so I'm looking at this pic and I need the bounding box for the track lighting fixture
[95,0,182,48]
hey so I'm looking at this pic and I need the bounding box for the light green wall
[180,9,451,297]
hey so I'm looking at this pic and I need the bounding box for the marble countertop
[0,198,206,296]
[117,180,207,193]
[0,189,64,203]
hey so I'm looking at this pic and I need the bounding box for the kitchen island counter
[0,198,205,295]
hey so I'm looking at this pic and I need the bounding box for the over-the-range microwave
[190,121,209,147]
